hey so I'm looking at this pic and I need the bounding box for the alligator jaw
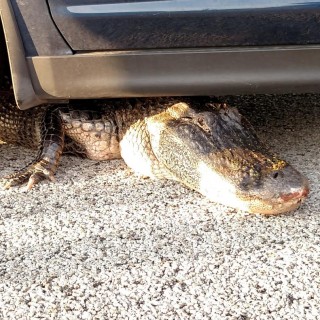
[247,184,309,215]
[196,160,309,215]
[241,164,310,215]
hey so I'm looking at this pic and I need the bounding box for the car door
[48,0,320,52]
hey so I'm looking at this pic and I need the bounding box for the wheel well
[0,20,11,88]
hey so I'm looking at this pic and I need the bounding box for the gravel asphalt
[0,94,320,319]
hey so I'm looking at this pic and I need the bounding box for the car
[1,0,320,110]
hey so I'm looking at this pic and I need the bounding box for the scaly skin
[0,95,309,214]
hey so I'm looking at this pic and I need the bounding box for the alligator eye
[198,117,205,126]
[197,116,212,133]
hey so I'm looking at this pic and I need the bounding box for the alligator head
[141,99,309,214]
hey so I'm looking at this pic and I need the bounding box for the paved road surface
[0,94,319,319]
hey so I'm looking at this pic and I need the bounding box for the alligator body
[0,95,309,214]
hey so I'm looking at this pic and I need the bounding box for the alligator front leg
[1,108,65,190]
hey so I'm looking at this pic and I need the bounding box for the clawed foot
[1,159,56,190]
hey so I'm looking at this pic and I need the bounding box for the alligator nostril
[273,172,279,179]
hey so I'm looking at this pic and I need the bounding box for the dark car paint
[48,0,320,51]
[3,0,320,109]
[10,0,72,56]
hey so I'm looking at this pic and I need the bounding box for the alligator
[0,94,309,215]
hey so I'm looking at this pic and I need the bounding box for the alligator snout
[272,165,310,202]
[241,164,310,215]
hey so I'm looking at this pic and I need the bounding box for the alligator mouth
[280,187,309,202]
[245,185,310,215]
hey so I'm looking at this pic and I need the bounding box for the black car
[1,0,320,109]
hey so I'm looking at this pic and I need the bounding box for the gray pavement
[0,94,320,319]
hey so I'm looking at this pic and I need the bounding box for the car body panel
[28,45,320,101]
[48,0,320,51]
[10,0,72,56]
[0,0,44,109]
